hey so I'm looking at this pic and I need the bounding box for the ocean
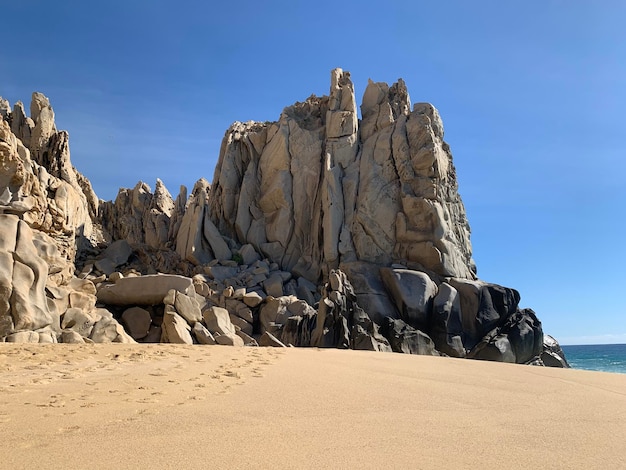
[561,344,626,374]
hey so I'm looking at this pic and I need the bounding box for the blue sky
[2,1,625,344]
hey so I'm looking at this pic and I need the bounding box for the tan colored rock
[229,313,253,336]
[203,306,236,336]
[192,322,216,345]
[162,309,193,344]
[243,291,263,308]
[259,331,286,348]
[6,331,40,343]
[215,333,244,347]
[60,329,85,344]
[176,179,231,265]
[0,215,57,338]
[236,330,258,346]
[96,274,194,305]
[263,273,284,297]
[61,307,98,337]
[90,315,135,343]
[174,291,203,324]
[259,295,299,333]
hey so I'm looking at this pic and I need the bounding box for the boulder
[380,268,438,330]
[95,239,132,275]
[259,296,298,333]
[61,307,99,338]
[174,291,203,324]
[121,307,152,340]
[540,334,570,368]
[263,274,284,297]
[61,330,85,344]
[0,215,57,338]
[90,315,135,343]
[215,333,244,347]
[259,331,287,348]
[96,274,194,305]
[380,318,438,356]
[468,309,543,364]
[430,282,466,357]
[192,322,216,345]
[203,306,237,336]
[162,310,193,344]
[229,313,253,336]
[238,244,260,265]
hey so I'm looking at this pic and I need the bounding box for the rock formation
[0,71,569,368]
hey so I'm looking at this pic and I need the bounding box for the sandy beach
[1,344,624,469]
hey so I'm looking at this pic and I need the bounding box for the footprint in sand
[58,425,81,434]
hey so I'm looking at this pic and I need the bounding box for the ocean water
[561,344,626,374]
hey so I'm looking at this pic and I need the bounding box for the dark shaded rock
[311,270,390,351]
[430,282,466,357]
[468,308,543,364]
[380,268,437,331]
[281,314,316,347]
[380,318,438,356]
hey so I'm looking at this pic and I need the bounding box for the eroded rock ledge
[0,71,569,368]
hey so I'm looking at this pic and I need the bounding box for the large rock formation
[0,73,569,369]
[209,69,475,282]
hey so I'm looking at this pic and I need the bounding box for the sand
[1,344,624,469]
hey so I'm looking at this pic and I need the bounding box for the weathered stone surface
[162,310,193,344]
[0,78,565,366]
[0,214,57,338]
[62,307,98,338]
[208,69,475,283]
[90,315,135,343]
[192,322,216,345]
[259,296,298,333]
[99,180,175,250]
[311,269,391,351]
[238,244,260,265]
[6,331,40,343]
[380,268,438,330]
[174,291,203,324]
[259,331,286,348]
[263,274,284,297]
[176,179,231,265]
[431,282,466,357]
[215,333,244,346]
[225,299,254,323]
[380,318,438,356]
[468,309,542,364]
[229,313,253,336]
[95,239,132,275]
[339,261,399,325]
[121,307,152,340]
[242,291,263,307]
[60,329,85,344]
[96,274,194,305]
[540,335,570,368]
[203,306,236,336]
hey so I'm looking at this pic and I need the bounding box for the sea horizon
[561,343,626,374]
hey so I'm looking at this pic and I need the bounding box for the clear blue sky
[2,1,624,345]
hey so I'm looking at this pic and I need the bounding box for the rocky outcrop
[209,69,475,283]
[0,75,569,368]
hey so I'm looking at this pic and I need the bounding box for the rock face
[209,69,475,282]
[0,75,569,369]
